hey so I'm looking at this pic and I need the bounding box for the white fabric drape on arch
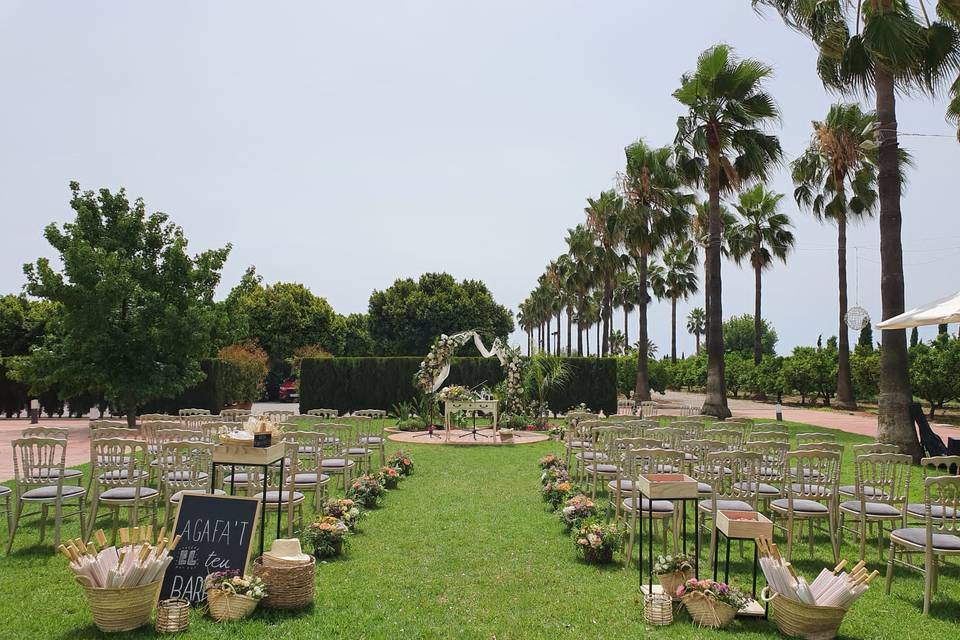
[430,331,509,392]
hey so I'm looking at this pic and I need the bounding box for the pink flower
[676,585,686,597]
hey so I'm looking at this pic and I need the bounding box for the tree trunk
[556,310,561,355]
[835,215,857,409]
[596,321,600,358]
[671,296,678,364]
[634,253,651,401]
[577,310,584,356]
[623,308,630,352]
[875,67,919,460]
[546,316,551,355]
[703,146,731,417]
[566,308,572,356]
[126,403,137,427]
[695,332,701,355]
[586,325,590,357]
[753,261,762,366]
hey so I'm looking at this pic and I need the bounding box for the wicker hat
[263,538,311,566]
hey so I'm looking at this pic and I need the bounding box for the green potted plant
[573,518,624,564]
[300,516,349,559]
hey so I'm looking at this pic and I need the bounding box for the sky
[1,1,958,357]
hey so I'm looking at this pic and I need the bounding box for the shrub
[218,342,269,405]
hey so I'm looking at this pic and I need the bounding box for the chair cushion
[890,527,960,551]
[100,487,159,500]
[759,467,781,479]
[567,440,591,449]
[297,446,317,454]
[697,482,713,495]
[576,451,606,462]
[608,479,636,492]
[290,473,330,484]
[98,470,148,481]
[699,499,754,512]
[252,491,305,504]
[734,481,780,496]
[906,503,957,519]
[171,489,225,502]
[790,483,831,497]
[771,498,829,513]
[684,452,697,462]
[359,436,383,445]
[30,468,83,480]
[838,485,887,498]
[655,464,681,474]
[222,473,263,484]
[22,485,86,500]
[0,485,10,496]
[623,497,675,513]
[347,447,372,456]
[320,458,354,469]
[839,501,902,517]
[586,464,620,474]
[165,471,209,482]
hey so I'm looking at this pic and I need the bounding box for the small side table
[712,509,772,617]
[636,474,701,595]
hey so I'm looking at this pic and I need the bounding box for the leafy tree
[857,323,874,351]
[851,347,880,402]
[674,44,783,418]
[910,327,919,348]
[783,344,838,406]
[909,335,960,418]
[751,355,785,402]
[337,313,374,356]
[217,342,268,405]
[723,314,777,358]
[368,273,514,356]
[522,352,570,425]
[686,307,706,354]
[650,239,699,364]
[11,182,230,424]
[724,352,754,398]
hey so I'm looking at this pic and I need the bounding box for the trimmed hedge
[299,356,617,415]
[0,362,29,418]
[140,359,237,415]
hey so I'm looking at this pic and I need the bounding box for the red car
[278,378,299,402]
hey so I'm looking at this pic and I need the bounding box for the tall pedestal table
[443,400,498,442]
[637,473,701,595]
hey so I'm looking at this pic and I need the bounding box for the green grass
[0,421,957,639]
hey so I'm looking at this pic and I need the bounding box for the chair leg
[39,504,48,542]
[624,510,636,568]
[884,539,896,594]
[53,499,63,548]
[785,515,794,562]
[85,497,100,541]
[6,500,23,554]
[827,511,839,564]
[923,550,933,615]
[808,518,815,556]
[858,515,866,562]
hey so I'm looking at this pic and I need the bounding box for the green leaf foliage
[723,314,778,357]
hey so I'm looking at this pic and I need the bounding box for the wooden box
[213,442,285,465]
[716,510,773,540]
[637,473,699,499]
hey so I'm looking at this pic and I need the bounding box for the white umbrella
[876,290,960,329]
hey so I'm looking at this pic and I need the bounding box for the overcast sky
[2,1,958,356]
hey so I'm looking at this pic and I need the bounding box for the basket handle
[759,586,777,604]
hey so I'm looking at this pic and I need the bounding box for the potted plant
[573,518,624,564]
[204,571,267,621]
[654,554,696,599]
[388,450,414,476]
[538,454,563,470]
[300,516,349,559]
[346,473,386,508]
[321,498,365,532]
[378,465,401,489]
[542,480,575,510]
[678,579,748,629]
[559,494,596,530]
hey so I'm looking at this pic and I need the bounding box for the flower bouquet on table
[378,465,401,489]
[542,480,576,510]
[678,578,747,629]
[300,516,349,559]
[654,554,696,599]
[559,494,596,530]
[346,473,386,508]
[388,450,414,477]
[573,518,624,564]
[436,385,479,403]
[205,571,266,621]
[321,498,365,532]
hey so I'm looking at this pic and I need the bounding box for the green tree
[522,352,570,425]
[909,335,960,418]
[858,322,874,351]
[723,314,777,358]
[729,185,794,365]
[650,239,699,364]
[368,273,514,356]
[583,191,627,356]
[783,345,837,406]
[12,182,230,424]
[565,224,597,356]
[674,44,783,418]
[338,313,374,356]
[686,307,706,354]
[910,327,920,348]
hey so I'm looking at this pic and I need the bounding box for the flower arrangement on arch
[573,518,624,564]
[346,473,386,508]
[204,571,267,600]
[300,516,349,559]
[388,450,414,476]
[378,465,401,489]
[321,497,364,531]
[559,494,596,530]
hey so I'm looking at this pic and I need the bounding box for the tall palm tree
[792,103,883,409]
[687,307,706,354]
[614,270,642,351]
[728,184,795,365]
[674,44,783,418]
[584,191,626,357]
[565,224,595,356]
[544,260,564,356]
[753,1,958,458]
[619,139,692,399]
[555,254,577,356]
[650,239,700,363]
[517,301,534,355]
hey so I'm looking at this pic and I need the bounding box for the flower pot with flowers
[538,454,563,470]
[346,473,386,509]
[559,494,596,530]
[654,554,696,599]
[542,480,575,510]
[540,463,569,487]
[388,450,414,477]
[678,579,748,629]
[204,571,266,621]
[321,498,364,532]
[378,465,401,489]
[300,516,350,559]
[573,518,624,564]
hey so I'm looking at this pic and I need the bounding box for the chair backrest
[704,428,743,451]
[685,415,717,423]
[851,443,899,457]
[90,427,139,441]
[796,432,837,446]
[353,409,386,419]
[91,438,150,492]
[138,413,170,422]
[784,449,842,501]
[178,408,211,416]
[744,440,790,484]
[353,417,384,443]
[854,452,912,506]
[315,423,353,456]
[220,409,252,422]
[672,420,705,441]
[21,426,70,440]
[283,431,325,473]
[749,430,790,444]
[262,410,295,424]
[592,426,629,458]
[639,401,658,418]
[180,414,219,430]
[703,450,762,505]
[89,419,129,429]
[158,428,209,444]
[645,426,684,449]
[11,437,67,492]
[923,476,960,536]
[307,408,339,418]
[566,411,597,425]
[198,421,232,442]
[628,448,686,481]
[158,440,215,494]
[797,441,844,468]
[566,421,595,447]
[920,455,960,478]
[617,437,665,452]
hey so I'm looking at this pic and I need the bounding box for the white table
[443,399,498,442]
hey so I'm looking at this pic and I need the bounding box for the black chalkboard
[159,493,261,604]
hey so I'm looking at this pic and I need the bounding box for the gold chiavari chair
[839,452,911,561]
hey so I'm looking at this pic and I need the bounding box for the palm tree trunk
[671,296,678,364]
[596,321,600,358]
[703,147,731,417]
[566,308,572,356]
[577,306,584,356]
[695,332,701,354]
[602,280,612,356]
[875,67,918,459]
[835,215,857,409]
[585,324,590,357]
[753,261,762,366]
[546,315,551,355]
[624,308,630,351]
[556,310,561,355]
[634,253,651,401]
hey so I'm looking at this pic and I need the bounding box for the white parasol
[876,290,960,330]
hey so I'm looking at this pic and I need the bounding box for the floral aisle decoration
[346,474,386,508]
[573,519,624,564]
[559,494,596,530]
[654,554,696,598]
[388,450,414,476]
[542,480,576,510]
[678,579,748,629]
[321,498,365,532]
[538,454,563,470]
[300,516,350,559]
[205,571,267,600]
[204,571,267,621]
[378,465,401,489]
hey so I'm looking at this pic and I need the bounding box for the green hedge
[0,362,28,418]
[140,359,237,415]
[299,356,617,415]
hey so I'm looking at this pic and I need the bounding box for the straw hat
[263,538,311,566]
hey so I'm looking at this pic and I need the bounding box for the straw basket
[155,599,190,634]
[657,569,694,600]
[75,576,162,633]
[206,588,259,622]
[253,557,316,609]
[761,588,848,640]
[644,593,673,626]
[682,592,737,629]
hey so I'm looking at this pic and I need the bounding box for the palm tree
[608,330,626,355]
[650,240,700,363]
[792,103,882,409]
[619,139,692,399]
[614,270,642,351]
[555,254,577,356]
[728,184,795,365]
[687,307,706,354]
[517,301,534,355]
[674,44,783,418]
[584,191,626,356]
[753,1,958,458]
[565,224,596,356]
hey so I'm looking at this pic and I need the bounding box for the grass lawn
[0,420,957,639]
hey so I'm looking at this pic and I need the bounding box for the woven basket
[206,589,259,622]
[761,587,848,640]
[75,576,162,633]
[253,556,316,609]
[682,592,737,629]
[644,593,673,626]
[155,599,190,633]
[657,569,694,600]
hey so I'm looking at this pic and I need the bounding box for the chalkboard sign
[160,493,261,604]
